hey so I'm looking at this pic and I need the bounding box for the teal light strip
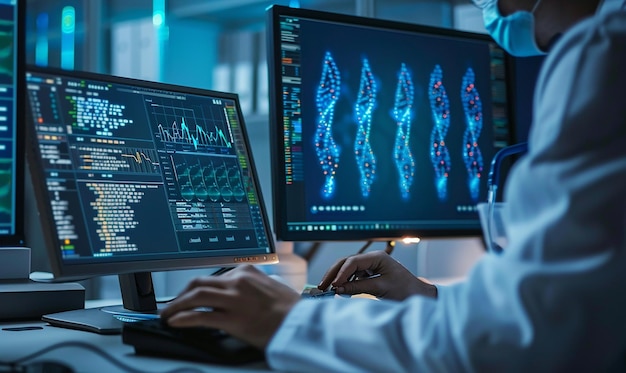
[153,0,168,80]
[153,0,165,27]
[35,13,48,66]
[61,6,75,70]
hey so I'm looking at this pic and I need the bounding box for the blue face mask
[483,0,546,57]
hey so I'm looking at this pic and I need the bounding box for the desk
[0,318,271,373]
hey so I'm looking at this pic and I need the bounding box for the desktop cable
[0,341,207,373]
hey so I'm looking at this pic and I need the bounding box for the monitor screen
[0,0,24,245]
[25,67,277,314]
[267,5,513,242]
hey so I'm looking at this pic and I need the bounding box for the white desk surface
[0,317,271,373]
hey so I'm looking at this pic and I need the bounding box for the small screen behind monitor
[25,67,277,281]
[267,6,513,241]
[0,0,24,245]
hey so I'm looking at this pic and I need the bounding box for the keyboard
[122,318,265,365]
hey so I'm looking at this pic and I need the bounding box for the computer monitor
[24,66,277,330]
[267,5,514,242]
[0,0,24,246]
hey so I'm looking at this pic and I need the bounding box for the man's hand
[318,250,437,301]
[160,265,301,350]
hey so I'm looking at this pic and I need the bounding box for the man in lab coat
[161,0,626,370]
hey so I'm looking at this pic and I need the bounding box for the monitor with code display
[267,5,514,242]
[25,66,276,330]
[0,0,24,246]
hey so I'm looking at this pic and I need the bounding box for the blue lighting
[61,6,75,70]
[35,13,49,67]
[153,0,166,27]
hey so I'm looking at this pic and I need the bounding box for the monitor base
[42,308,124,334]
[42,304,167,335]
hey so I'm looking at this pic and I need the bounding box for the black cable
[355,240,374,255]
[3,340,207,373]
[302,242,322,262]
[211,267,235,276]
[156,267,235,305]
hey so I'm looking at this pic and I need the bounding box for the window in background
[453,3,486,34]
[376,0,454,27]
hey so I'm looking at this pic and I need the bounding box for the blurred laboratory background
[25,0,489,121]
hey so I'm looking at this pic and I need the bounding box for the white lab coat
[266,1,626,372]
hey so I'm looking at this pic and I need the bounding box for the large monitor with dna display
[267,5,514,241]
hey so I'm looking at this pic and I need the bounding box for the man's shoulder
[550,9,626,59]
[537,9,626,93]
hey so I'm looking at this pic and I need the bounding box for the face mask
[483,0,546,57]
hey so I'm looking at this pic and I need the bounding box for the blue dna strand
[354,58,377,198]
[315,51,342,199]
[428,64,451,201]
[461,67,484,201]
[391,63,415,200]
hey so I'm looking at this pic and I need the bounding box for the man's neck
[534,0,602,50]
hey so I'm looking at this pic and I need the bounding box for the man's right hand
[317,250,437,301]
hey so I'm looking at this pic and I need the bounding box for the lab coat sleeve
[266,289,467,372]
[267,10,626,373]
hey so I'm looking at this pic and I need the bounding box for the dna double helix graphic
[461,68,484,202]
[392,63,415,200]
[428,64,451,201]
[315,51,342,199]
[354,58,377,198]
[313,53,485,202]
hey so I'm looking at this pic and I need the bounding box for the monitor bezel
[266,5,514,242]
[25,66,277,281]
[0,0,25,246]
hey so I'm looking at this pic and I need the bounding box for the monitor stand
[42,272,163,334]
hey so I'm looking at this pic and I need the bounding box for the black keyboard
[122,318,265,365]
